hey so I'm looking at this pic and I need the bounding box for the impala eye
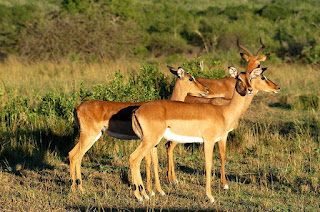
[261,76,266,80]
[189,77,194,81]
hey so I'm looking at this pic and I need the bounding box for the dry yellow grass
[0,59,319,211]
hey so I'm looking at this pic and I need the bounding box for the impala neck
[220,83,247,128]
[240,90,257,115]
[170,80,187,101]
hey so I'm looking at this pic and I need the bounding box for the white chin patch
[163,128,204,143]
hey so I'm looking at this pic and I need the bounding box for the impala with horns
[192,37,270,99]
[130,68,270,202]
[183,66,279,189]
[166,37,273,185]
[140,66,280,201]
[68,66,208,193]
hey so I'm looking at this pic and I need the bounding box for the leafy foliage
[1,0,320,63]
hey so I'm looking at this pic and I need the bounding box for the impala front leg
[166,141,179,184]
[204,140,215,203]
[218,135,229,189]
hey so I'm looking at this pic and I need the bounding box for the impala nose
[201,88,209,96]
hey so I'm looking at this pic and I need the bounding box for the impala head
[237,37,270,72]
[235,68,264,96]
[249,67,280,93]
[168,65,209,97]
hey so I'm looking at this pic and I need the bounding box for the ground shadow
[176,163,253,185]
[268,102,292,110]
[0,127,78,171]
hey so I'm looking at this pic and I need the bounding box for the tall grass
[0,59,319,211]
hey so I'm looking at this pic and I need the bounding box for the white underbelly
[163,128,225,143]
[163,128,204,143]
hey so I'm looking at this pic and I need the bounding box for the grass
[0,59,319,211]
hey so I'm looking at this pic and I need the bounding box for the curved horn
[256,36,266,56]
[237,37,253,56]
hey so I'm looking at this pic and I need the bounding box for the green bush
[147,33,189,57]
[2,0,320,62]
[223,5,253,21]
[0,3,40,54]
[258,4,292,21]
[181,57,226,79]
[91,65,174,102]
[62,0,91,14]
[302,44,320,64]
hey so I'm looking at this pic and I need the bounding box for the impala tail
[132,110,143,139]
[73,108,80,136]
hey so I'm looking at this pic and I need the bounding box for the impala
[68,66,209,192]
[193,37,269,99]
[184,67,279,190]
[166,37,272,186]
[130,68,267,202]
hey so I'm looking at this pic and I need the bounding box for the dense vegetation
[1,0,320,63]
[0,0,319,211]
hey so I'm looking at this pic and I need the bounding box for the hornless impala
[68,66,208,192]
[166,37,272,186]
[130,68,269,202]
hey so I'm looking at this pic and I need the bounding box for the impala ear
[228,66,238,78]
[168,65,178,76]
[240,53,249,61]
[262,67,268,73]
[177,67,185,79]
[250,67,263,79]
[257,53,270,61]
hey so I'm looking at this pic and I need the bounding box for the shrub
[0,3,41,54]
[302,44,320,64]
[83,65,174,102]
[181,57,226,79]
[62,0,91,14]
[258,4,292,21]
[223,5,253,21]
[147,33,189,57]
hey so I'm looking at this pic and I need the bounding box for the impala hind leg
[69,144,78,192]
[69,130,102,192]
[204,140,215,203]
[218,135,229,190]
[129,138,160,201]
[166,141,179,184]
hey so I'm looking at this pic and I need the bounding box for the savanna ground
[0,58,319,211]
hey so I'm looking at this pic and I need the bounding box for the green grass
[0,59,319,211]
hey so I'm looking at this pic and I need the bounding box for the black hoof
[138,185,144,192]
[76,179,81,185]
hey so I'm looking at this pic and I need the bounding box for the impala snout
[201,88,210,96]
[274,86,280,93]
[247,88,253,95]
